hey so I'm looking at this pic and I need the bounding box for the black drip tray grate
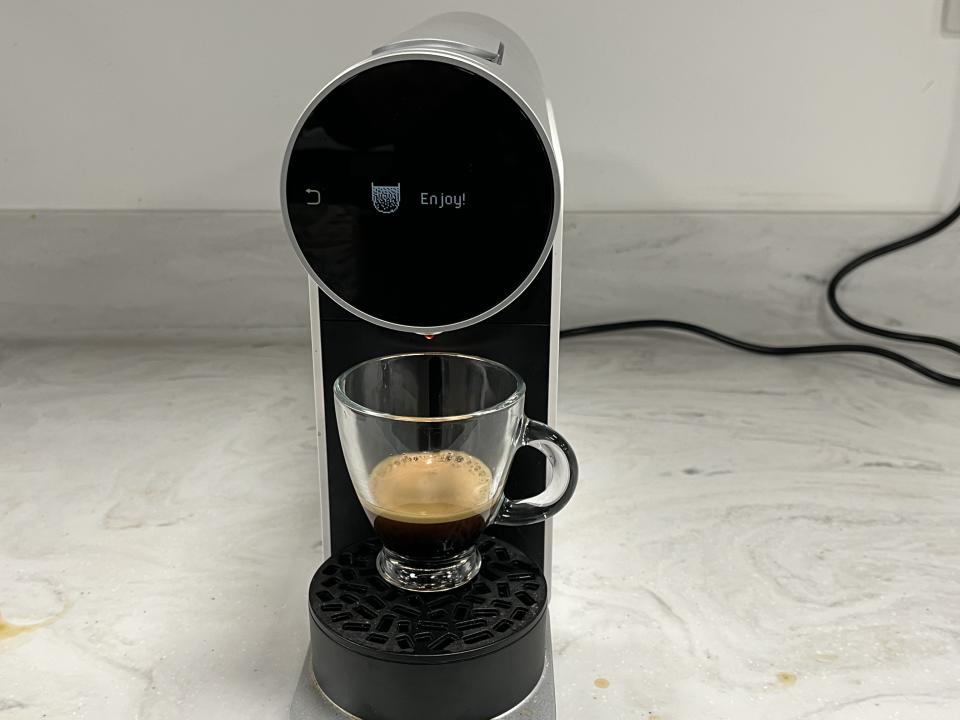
[309,536,547,657]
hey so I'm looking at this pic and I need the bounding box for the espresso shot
[362,451,499,560]
[334,352,578,593]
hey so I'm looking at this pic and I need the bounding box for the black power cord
[560,205,960,388]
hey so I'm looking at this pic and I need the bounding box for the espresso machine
[281,13,564,719]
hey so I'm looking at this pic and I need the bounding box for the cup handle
[495,418,579,526]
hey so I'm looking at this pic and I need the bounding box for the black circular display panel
[284,58,556,329]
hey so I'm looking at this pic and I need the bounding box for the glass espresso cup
[334,353,578,592]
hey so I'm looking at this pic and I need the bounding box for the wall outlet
[944,0,960,34]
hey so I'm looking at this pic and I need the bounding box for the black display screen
[285,59,555,329]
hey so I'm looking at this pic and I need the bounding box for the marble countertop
[2,211,960,719]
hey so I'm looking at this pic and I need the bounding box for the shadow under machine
[281,13,565,720]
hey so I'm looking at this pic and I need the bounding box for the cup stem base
[376,546,481,593]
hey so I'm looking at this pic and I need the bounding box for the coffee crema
[362,451,498,559]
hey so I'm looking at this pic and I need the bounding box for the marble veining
[2,211,960,718]
[552,334,960,720]
[2,333,959,719]
[4,210,960,349]
[0,340,322,719]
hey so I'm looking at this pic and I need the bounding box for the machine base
[290,614,557,720]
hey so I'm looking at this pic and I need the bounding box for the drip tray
[301,537,553,720]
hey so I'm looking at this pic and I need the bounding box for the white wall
[3,1,960,212]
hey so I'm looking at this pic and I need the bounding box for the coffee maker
[281,13,563,719]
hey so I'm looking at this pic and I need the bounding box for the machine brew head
[281,12,562,336]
